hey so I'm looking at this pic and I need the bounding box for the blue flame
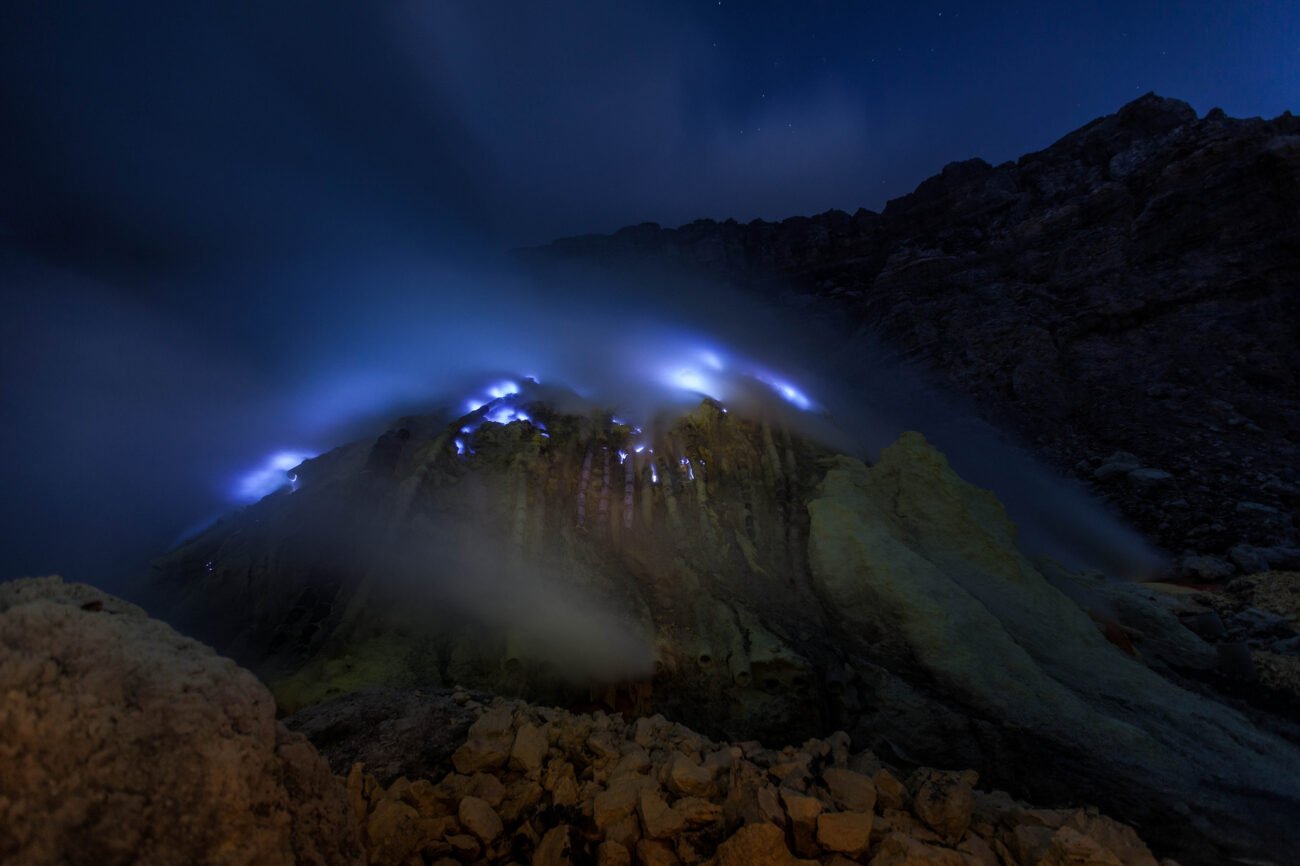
[234,450,315,502]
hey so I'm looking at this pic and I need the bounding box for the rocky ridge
[528,94,1300,574]
[330,688,1176,866]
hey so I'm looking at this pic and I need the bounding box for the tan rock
[605,814,641,847]
[610,745,651,779]
[868,832,965,866]
[544,761,581,807]
[367,798,425,865]
[1002,824,1056,866]
[470,705,516,739]
[848,750,883,777]
[588,732,622,761]
[873,809,944,846]
[445,832,480,860]
[757,784,786,826]
[957,833,1000,866]
[468,772,506,808]
[672,796,723,827]
[667,752,717,797]
[511,723,550,773]
[401,778,448,819]
[780,787,823,857]
[636,838,682,866]
[596,840,632,866]
[910,769,975,843]
[1037,827,1125,866]
[457,796,502,844]
[1063,813,1158,866]
[822,767,877,813]
[874,769,908,811]
[638,788,686,839]
[826,731,852,766]
[715,822,818,866]
[817,811,873,855]
[532,825,574,866]
[0,577,364,866]
[593,778,645,829]
[452,736,512,774]
[500,780,544,823]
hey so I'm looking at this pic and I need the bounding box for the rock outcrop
[0,576,364,866]
[528,94,1300,572]
[150,401,1300,864]
[324,688,1181,866]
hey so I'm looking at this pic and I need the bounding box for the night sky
[2,1,1297,585]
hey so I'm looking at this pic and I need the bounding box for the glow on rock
[234,450,315,502]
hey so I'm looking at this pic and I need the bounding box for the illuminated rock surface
[149,402,1300,864]
[0,576,363,866]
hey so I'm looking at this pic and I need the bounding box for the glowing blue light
[234,450,315,502]
[488,380,520,399]
[672,368,712,394]
[755,373,814,410]
[454,438,466,455]
[699,349,724,370]
[611,416,625,425]
[634,445,646,454]
[467,399,485,413]
[650,464,659,484]
[618,450,629,464]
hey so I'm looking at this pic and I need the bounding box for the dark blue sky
[1,1,1297,584]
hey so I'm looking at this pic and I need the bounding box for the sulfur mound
[0,576,364,866]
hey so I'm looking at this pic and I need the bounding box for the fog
[0,0,1223,588]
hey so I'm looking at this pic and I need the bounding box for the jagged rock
[822,767,877,813]
[596,840,632,866]
[286,688,483,785]
[635,838,680,866]
[780,787,824,856]
[456,795,502,844]
[512,722,550,773]
[874,770,909,811]
[1038,826,1126,866]
[667,751,716,797]
[637,788,686,839]
[672,796,723,827]
[908,769,976,844]
[0,577,363,866]
[366,798,424,864]
[593,777,646,829]
[714,823,817,866]
[867,832,965,866]
[816,811,873,855]
[533,825,574,866]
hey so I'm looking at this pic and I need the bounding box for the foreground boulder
[0,576,363,866]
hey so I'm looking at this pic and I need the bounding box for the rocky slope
[317,687,1177,866]
[528,94,1300,575]
[0,583,1179,866]
[148,399,1300,864]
